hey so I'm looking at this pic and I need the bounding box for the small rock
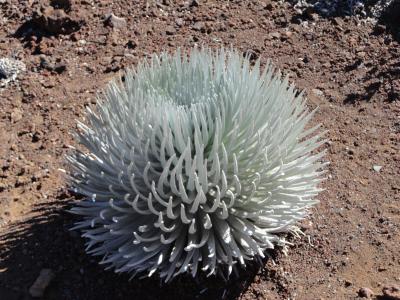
[175,18,184,27]
[53,63,66,74]
[104,13,127,29]
[32,131,42,143]
[192,21,205,32]
[39,56,66,74]
[357,51,366,58]
[29,269,55,298]
[0,58,26,87]
[358,287,374,298]
[11,108,23,123]
[189,0,199,7]
[312,88,323,97]
[308,13,319,21]
[300,219,313,230]
[373,165,382,172]
[382,285,400,299]
[270,32,281,39]
[284,31,293,38]
[332,17,344,27]
[15,175,30,187]
[126,39,138,49]
[36,39,52,55]
[165,26,176,35]
[42,77,55,88]
[344,280,352,287]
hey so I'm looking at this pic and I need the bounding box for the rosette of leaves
[68,48,326,282]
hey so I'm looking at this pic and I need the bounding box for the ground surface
[0,0,399,299]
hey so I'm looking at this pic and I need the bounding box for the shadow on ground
[376,0,400,43]
[343,1,400,104]
[344,59,400,104]
[0,191,283,300]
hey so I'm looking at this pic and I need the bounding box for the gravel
[288,0,395,19]
[0,57,26,89]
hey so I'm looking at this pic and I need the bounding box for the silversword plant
[68,48,326,282]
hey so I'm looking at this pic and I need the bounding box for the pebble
[357,51,366,58]
[192,21,205,32]
[372,165,382,172]
[165,26,176,35]
[344,280,352,287]
[284,31,293,38]
[312,88,323,96]
[270,32,281,39]
[11,108,23,123]
[40,56,67,74]
[382,285,400,298]
[175,18,184,27]
[0,57,26,87]
[29,269,55,298]
[189,0,199,7]
[332,17,344,27]
[104,13,127,29]
[358,287,374,298]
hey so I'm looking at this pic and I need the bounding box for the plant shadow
[0,190,282,300]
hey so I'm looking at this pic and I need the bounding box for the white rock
[104,13,127,29]
[372,165,382,172]
[312,88,323,96]
[0,57,26,88]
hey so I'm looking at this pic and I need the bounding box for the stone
[29,269,55,298]
[175,18,184,27]
[0,58,26,88]
[189,0,199,7]
[332,17,344,27]
[192,21,205,32]
[312,89,323,96]
[372,165,382,172]
[382,285,400,298]
[270,32,281,39]
[358,287,374,298]
[11,108,23,123]
[104,13,127,29]
[39,56,67,74]
[284,31,293,38]
[165,26,176,35]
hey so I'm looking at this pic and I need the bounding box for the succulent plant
[68,48,326,282]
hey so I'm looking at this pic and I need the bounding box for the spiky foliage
[68,48,326,282]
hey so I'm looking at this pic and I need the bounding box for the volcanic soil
[0,0,399,299]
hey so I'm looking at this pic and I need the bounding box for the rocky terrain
[0,0,399,299]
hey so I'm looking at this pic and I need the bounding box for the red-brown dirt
[0,1,399,299]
